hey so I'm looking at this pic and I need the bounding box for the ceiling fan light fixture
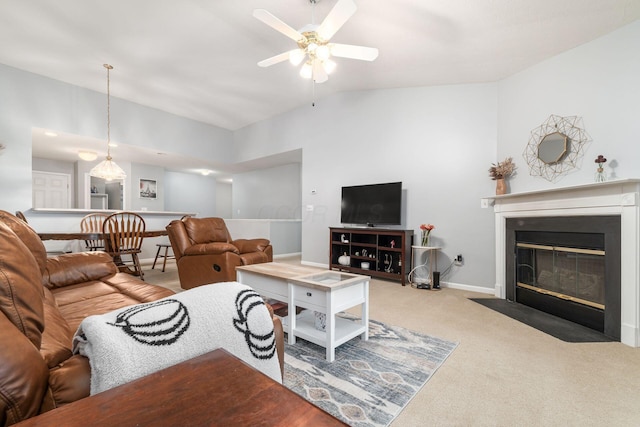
[90,64,127,182]
[315,44,331,61]
[322,59,336,74]
[300,61,313,79]
[289,49,306,66]
[254,0,377,84]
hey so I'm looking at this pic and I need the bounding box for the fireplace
[505,216,620,339]
[489,179,640,347]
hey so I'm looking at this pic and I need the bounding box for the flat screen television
[340,181,402,227]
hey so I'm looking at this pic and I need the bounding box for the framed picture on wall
[139,178,157,199]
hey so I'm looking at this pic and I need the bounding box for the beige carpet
[142,257,640,426]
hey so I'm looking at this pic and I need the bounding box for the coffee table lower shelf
[282,310,367,351]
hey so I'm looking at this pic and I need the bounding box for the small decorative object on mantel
[420,223,435,247]
[594,154,607,182]
[489,157,516,195]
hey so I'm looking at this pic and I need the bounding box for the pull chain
[312,79,316,107]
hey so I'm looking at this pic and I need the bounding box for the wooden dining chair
[80,213,109,251]
[103,212,146,280]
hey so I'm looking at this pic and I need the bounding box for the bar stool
[152,243,174,272]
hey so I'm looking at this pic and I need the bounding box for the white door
[33,171,71,209]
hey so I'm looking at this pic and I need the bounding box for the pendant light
[89,64,126,181]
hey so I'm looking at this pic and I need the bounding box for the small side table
[287,271,369,362]
[409,246,441,287]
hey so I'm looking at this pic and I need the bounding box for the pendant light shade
[90,64,127,181]
[89,156,127,181]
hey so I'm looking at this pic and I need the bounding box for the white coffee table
[236,263,369,362]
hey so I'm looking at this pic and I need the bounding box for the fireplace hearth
[506,216,620,338]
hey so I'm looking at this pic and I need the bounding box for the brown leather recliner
[166,217,273,290]
[0,211,284,426]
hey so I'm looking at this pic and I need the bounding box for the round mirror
[537,132,568,164]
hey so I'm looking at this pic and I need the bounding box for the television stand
[329,227,413,285]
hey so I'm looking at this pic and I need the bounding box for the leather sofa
[166,216,273,290]
[0,211,283,426]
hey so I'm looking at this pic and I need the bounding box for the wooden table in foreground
[15,349,347,427]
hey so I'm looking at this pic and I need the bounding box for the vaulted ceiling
[2,0,639,132]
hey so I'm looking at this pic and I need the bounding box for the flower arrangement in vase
[594,154,607,182]
[489,157,516,195]
[419,223,434,247]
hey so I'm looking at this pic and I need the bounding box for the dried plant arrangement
[489,157,516,180]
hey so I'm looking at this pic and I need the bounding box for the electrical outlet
[454,254,463,265]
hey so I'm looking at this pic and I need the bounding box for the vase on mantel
[495,178,507,195]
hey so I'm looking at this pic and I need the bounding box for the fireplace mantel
[488,179,640,347]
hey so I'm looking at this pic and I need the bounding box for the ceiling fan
[254,0,378,83]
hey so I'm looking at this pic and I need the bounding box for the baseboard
[441,281,495,295]
[620,323,639,347]
[297,259,496,295]
[301,260,328,269]
[273,252,302,259]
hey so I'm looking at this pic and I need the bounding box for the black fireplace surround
[506,216,621,339]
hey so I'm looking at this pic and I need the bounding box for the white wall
[216,181,232,218]
[164,171,217,217]
[498,20,640,193]
[129,164,165,212]
[234,84,499,289]
[232,163,301,219]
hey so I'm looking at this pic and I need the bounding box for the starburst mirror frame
[523,114,591,182]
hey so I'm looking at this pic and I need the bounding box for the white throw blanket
[72,281,281,395]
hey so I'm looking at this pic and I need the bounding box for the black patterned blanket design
[73,282,280,394]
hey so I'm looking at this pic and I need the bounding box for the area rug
[470,298,614,343]
[283,317,458,427]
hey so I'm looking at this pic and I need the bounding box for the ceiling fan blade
[330,43,379,61]
[257,51,291,67]
[317,0,357,40]
[253,9,306,42]
[312,61,328,83]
